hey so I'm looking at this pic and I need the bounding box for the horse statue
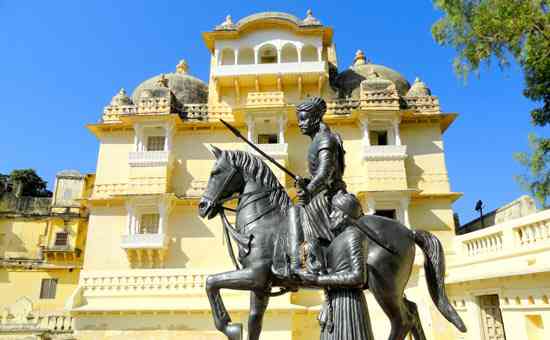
[198,146,466,340]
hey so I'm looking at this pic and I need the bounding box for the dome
[334,51,410,98]
[131,60,208,105]
[406,77,432,97]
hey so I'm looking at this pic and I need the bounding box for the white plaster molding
[363,145,407,160]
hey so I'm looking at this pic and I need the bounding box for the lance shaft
[220,119,298,181]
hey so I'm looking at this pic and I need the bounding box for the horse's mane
[222,150,291,215]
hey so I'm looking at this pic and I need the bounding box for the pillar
[247,115,255,143]
[393,118,402,146]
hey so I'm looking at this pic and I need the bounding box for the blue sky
[0,1,546,223]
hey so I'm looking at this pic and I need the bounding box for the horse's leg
[368,268,412,340]
[206,267,269,340]
[404,299,427,340]
[248,289,270,340]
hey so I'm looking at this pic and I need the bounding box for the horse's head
[199,145,244,219]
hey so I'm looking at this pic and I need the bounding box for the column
[234,48,239,65]
[215,49,220,65]
[134,124,144,151]
[253,47,259,64]
[278,114,286,144]
[297,47,302,63]
[360,118,370,147]
[317,46,323,62]
[126,203,137,235]
[365,197,376,215]
[277,47,282,64]
[164,123,174,152]
[400,196,410,227]
[393,118,401,146]
[247,115,255,143]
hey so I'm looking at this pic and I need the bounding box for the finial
[303,8,321,25]
[353,50,367,66]
[176,59,188,74]
[216,14,235,30]
[406,76,431,97]
[157,74,169,88]
[111,87,132,106]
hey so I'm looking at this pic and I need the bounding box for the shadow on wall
[0,221,31,259]
[164,207,216,268]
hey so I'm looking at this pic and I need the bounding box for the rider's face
[329,207,347,231]
[297,110,318,136]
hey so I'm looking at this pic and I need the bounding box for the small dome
[110,88,132,106]
[132,61,208,105]
[406,77,432,97]
[335,54,410,98]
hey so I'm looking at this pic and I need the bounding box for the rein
[216,187,278,271]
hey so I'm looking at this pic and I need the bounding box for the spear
[220,119,298,181]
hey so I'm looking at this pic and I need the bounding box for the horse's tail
[413,229,467,333]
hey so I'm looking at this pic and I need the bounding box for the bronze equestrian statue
[198,97,466,340]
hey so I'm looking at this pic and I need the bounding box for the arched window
[301,44,318,62]
[220,48,235,65]
[281,43,298,63]
[258,44,278,64]
[238,47,254,65]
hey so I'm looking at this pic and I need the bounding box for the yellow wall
[0,270,79,312]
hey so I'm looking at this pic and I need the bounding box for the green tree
[9,169,52,197]
[514,134,550,207]
[432,0,549,204]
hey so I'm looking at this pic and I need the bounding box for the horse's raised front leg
[205,266,270,340]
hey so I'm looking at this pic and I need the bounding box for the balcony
[363,145,407,161]
[212,61,326,78]
[121,233,169,268]
[128,151,170,167]
[121,233,168,249]
[447,209,550,283]
[246,91,285,108]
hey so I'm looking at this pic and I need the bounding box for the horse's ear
[208,144,222,159]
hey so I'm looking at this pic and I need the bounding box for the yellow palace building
[1,10,549,340]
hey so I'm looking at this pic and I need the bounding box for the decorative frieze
[325,99,359,116]
[404,95,441,113]
[363,145,407,161]
[128,151,171,167]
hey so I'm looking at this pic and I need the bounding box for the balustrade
[456,210,550,260]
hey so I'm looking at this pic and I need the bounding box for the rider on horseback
[288,96,347,275]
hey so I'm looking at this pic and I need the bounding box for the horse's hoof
[225,322,243,340]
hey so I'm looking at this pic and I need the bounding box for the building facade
[0,170,93,339]
[3,10,548,340]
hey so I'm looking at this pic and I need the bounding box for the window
[139,213,160,234]
[40,279,58,299]
[375,209,396,220]
[54,232,69,247]
[257,134,278,144]
[259,45,277,64]
[146,136,165,151]
[369,130,388,146]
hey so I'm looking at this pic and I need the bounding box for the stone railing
[182,104,233,121]
[363,145,407,160]
[326,99,360,116]
[455,209,550,260]
[213,61,326,77]
[359,89,401,110]
[0,312,73,333]
[121,233,168,249]
[128,151,170,167]
[102,104,138,122]
[79,269,211,294]
[182,180,208,198]
[92,178,167,198]
[246,91,285,108]
[404,96,440,113]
